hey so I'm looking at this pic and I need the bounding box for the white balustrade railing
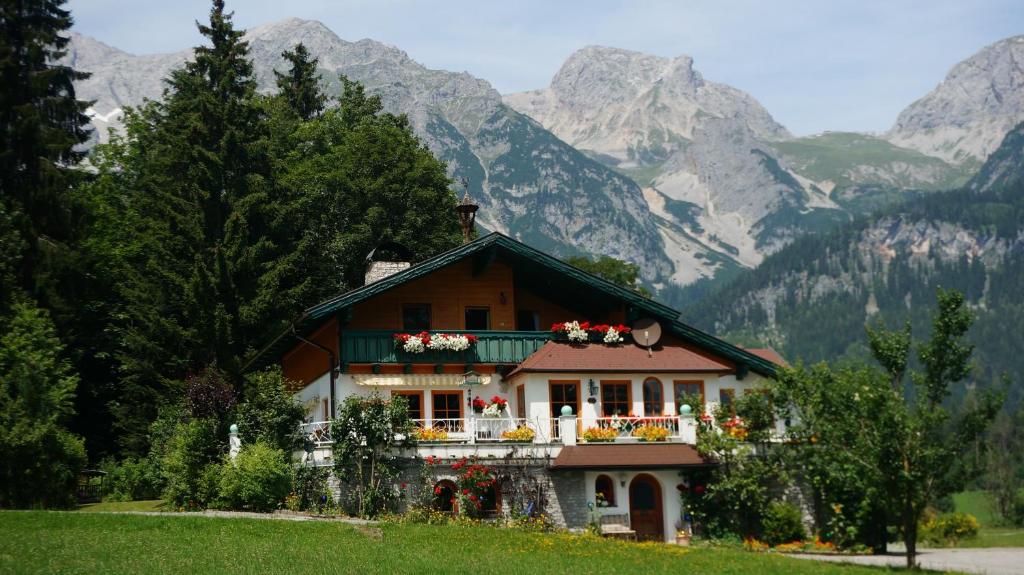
[300,421,333,447]
[582,416,681,442]
[300,416,560,446]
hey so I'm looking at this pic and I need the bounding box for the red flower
[462,489,470,495]
[694,485,706,495]
[466,335,479,344]
[579,321,591,330]
[551,322,565,332]
[424,455,437,465]
[615,324,632,334]
[434,487,442,495]
[401,483,407,489]
[469,495,477,502]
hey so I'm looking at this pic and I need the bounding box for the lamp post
[461,369,482,443]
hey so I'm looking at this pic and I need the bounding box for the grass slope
[949,490,1024,548]
[0,511,915,575]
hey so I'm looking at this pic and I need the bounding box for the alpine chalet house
[251,195,782,542]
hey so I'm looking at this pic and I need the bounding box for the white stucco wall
[584,469,688,542]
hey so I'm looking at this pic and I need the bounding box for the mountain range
[66,18,1024,304]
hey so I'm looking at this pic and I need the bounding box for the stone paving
[793,547,1024,575]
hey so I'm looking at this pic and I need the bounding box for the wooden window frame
[548,380,582,417]
[402,303,432,331]
[431,390,464,422]
[516,384,526,420]
[673,380,705,414]
[464,306,491,330]
[599,380,633,417]
[719,388,736,414]
[391,390,425,422]
[595,474,616,507]
[642,377,665,416]
[516,309,540,331]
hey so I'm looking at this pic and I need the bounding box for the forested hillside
[688,122,1024,405]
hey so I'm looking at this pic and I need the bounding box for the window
[391,390,424,422]
[516,385,526,420]
[600,381,631,416]
[719,388,736,413]
[480,482,501,514]
[516,310,540,331]
[642,378,663,416]
[673,380,705,415]
[402,303,431,331]
[431,390,463,422]
[595,474,615,506]
[464,307,491,330]
[549,381,580,419]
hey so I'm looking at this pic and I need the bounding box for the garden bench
[598,513,636,540]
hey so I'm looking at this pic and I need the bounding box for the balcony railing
[340,330,552,365]
[581,416,682,442]
[300,416,557,446]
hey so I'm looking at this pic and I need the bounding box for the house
[249,226,782,542]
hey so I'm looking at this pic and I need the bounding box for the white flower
[564,321,589,342]
[603,327,623,343]
[402,337,425,353]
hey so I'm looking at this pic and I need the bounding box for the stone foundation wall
[327,457,590,530]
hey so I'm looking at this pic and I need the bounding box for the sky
[67,0,1024,136]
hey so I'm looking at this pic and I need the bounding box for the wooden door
[629,474,664,541]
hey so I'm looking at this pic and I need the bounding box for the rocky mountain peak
[887,35,1024,165]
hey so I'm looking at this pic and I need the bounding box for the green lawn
[0,511,921,575]
[914,490,1024,548]
[75,499,166,513]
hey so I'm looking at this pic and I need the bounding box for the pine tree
[273,43,326,121]
[0,0,91,305]
[112,0,285,451]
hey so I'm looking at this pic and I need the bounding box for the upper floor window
[674,380,704,414]
[403,303,431,331]
[516,310,540,331]
[600,381,630,417]
[391,390,424,422]
[465,307,491,330]
[642,378,663,416]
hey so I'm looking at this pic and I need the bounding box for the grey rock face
[887,36,1024,165]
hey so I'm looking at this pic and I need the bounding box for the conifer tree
[0,0,91,305]
[274,43,326,121]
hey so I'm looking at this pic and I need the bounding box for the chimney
[454,190,479,244]
[364,242,413,285]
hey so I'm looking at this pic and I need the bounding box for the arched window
[433,480,457,513]
[643,378,663,416]
[595,474,615,506]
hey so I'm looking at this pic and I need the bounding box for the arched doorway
[629,474,664,541]
[433,480,457,514]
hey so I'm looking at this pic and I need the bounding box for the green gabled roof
[245,232,780,377]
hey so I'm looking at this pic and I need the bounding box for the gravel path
[792,548,1024,575]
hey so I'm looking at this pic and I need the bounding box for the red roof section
[552,444,712,469]
[743,347,788,367]
[507,337,734,378]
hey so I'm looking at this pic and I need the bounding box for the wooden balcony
[340,330,551,365]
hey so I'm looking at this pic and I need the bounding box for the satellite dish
[631,318,662,349]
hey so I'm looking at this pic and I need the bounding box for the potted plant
[676,530,691,546]
[471,397,486,414]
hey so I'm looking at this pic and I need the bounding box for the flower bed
[500,426,536,442]
[414,428,449,442]
[582,427,619,442]
[550,321,631,344]
[633,425,670,442]
[393,332,478,354]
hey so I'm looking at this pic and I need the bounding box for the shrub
[761,501,806,546]
[921,512,980,545]
[217,442,292,512]
[234,368,305,452]
[291,465,334,513]
[100,457,164,501]
[161,418,222,509]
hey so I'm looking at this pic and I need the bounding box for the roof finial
[454,178,479,244]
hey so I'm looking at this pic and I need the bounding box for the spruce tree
[274,43,326,121]
[112,0,288,450]
[0,0,91,305]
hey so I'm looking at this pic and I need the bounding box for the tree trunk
[904,498,918,570]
